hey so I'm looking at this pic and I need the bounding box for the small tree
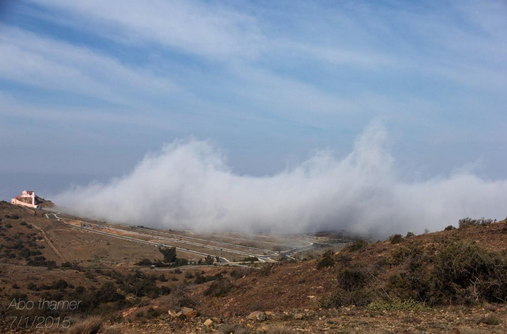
[205,255,214,265]
[159,246,177,263]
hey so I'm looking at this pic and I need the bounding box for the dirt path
[32,224,66,262]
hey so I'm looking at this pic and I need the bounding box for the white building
[11,190,39,209]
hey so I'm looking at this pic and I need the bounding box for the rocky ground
[96,303,507,333]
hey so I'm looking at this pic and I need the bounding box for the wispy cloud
[0,24,176,105]
[25,0,265,60]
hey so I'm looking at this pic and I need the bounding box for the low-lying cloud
[55,124,507,238]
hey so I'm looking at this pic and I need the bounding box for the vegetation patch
[204,279,234,297]
[316,250,335,269]
[368,299,429,312]
[346,240,368,252]
[458,217,495,229]
[389,234,403,244]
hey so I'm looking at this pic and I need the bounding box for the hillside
[1,201,507,333]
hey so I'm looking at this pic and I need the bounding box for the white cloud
[56,124,507,237]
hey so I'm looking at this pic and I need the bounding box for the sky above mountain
[0,0,506,202]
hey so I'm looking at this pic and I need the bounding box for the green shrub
[204,279,234,297]
[230,269,248,280]
[385,270,432,302]
[316,250,335,269]
[323,287,373,307]
[368,299,428,312]
[346,240,368,252]
[136,258,152,266]
[97,282,125,303]
[160,286,171,295]
[478,315,501,325]
[159,246,177,263]
[389,234,403,244]
[170,284,195,309]
[324,265,373,307]
[146,307,162,319]
[432,240,507,304]
[458,217,494,229]
[389,246,412,266]
[338,266,368,291]
[336,253,352,266]
[444,225,455,231]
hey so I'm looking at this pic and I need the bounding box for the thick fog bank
[55,125,507,238]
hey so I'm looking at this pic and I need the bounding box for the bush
[405,232,415,238]
[458,217,494,229]
[478,315,501,325]
[444,225,455,231]
[389,234,403,244]
[137,258,152,266]
[97,282,125,303]
[320,265,373,307]
[336,253,352,266]
[159,246,177,263]
[230,268,248,280]
[346,240,368,252]
[204,279,234,297]
[170,284,195,309]
[160,286,171,295]
[338,266,369,291]
[52,279,69,291]
[146,307,162,319]
[323,287,373,308]
[316,250,335,269]
[70,316,102,334]
[432,240,507,304]
[386,271,431,302]
[258,263,275,277]
[194,273,223,284]
[368,299,428,312]
[204,255,214,265]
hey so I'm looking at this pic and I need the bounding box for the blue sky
[0,0,506,200]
